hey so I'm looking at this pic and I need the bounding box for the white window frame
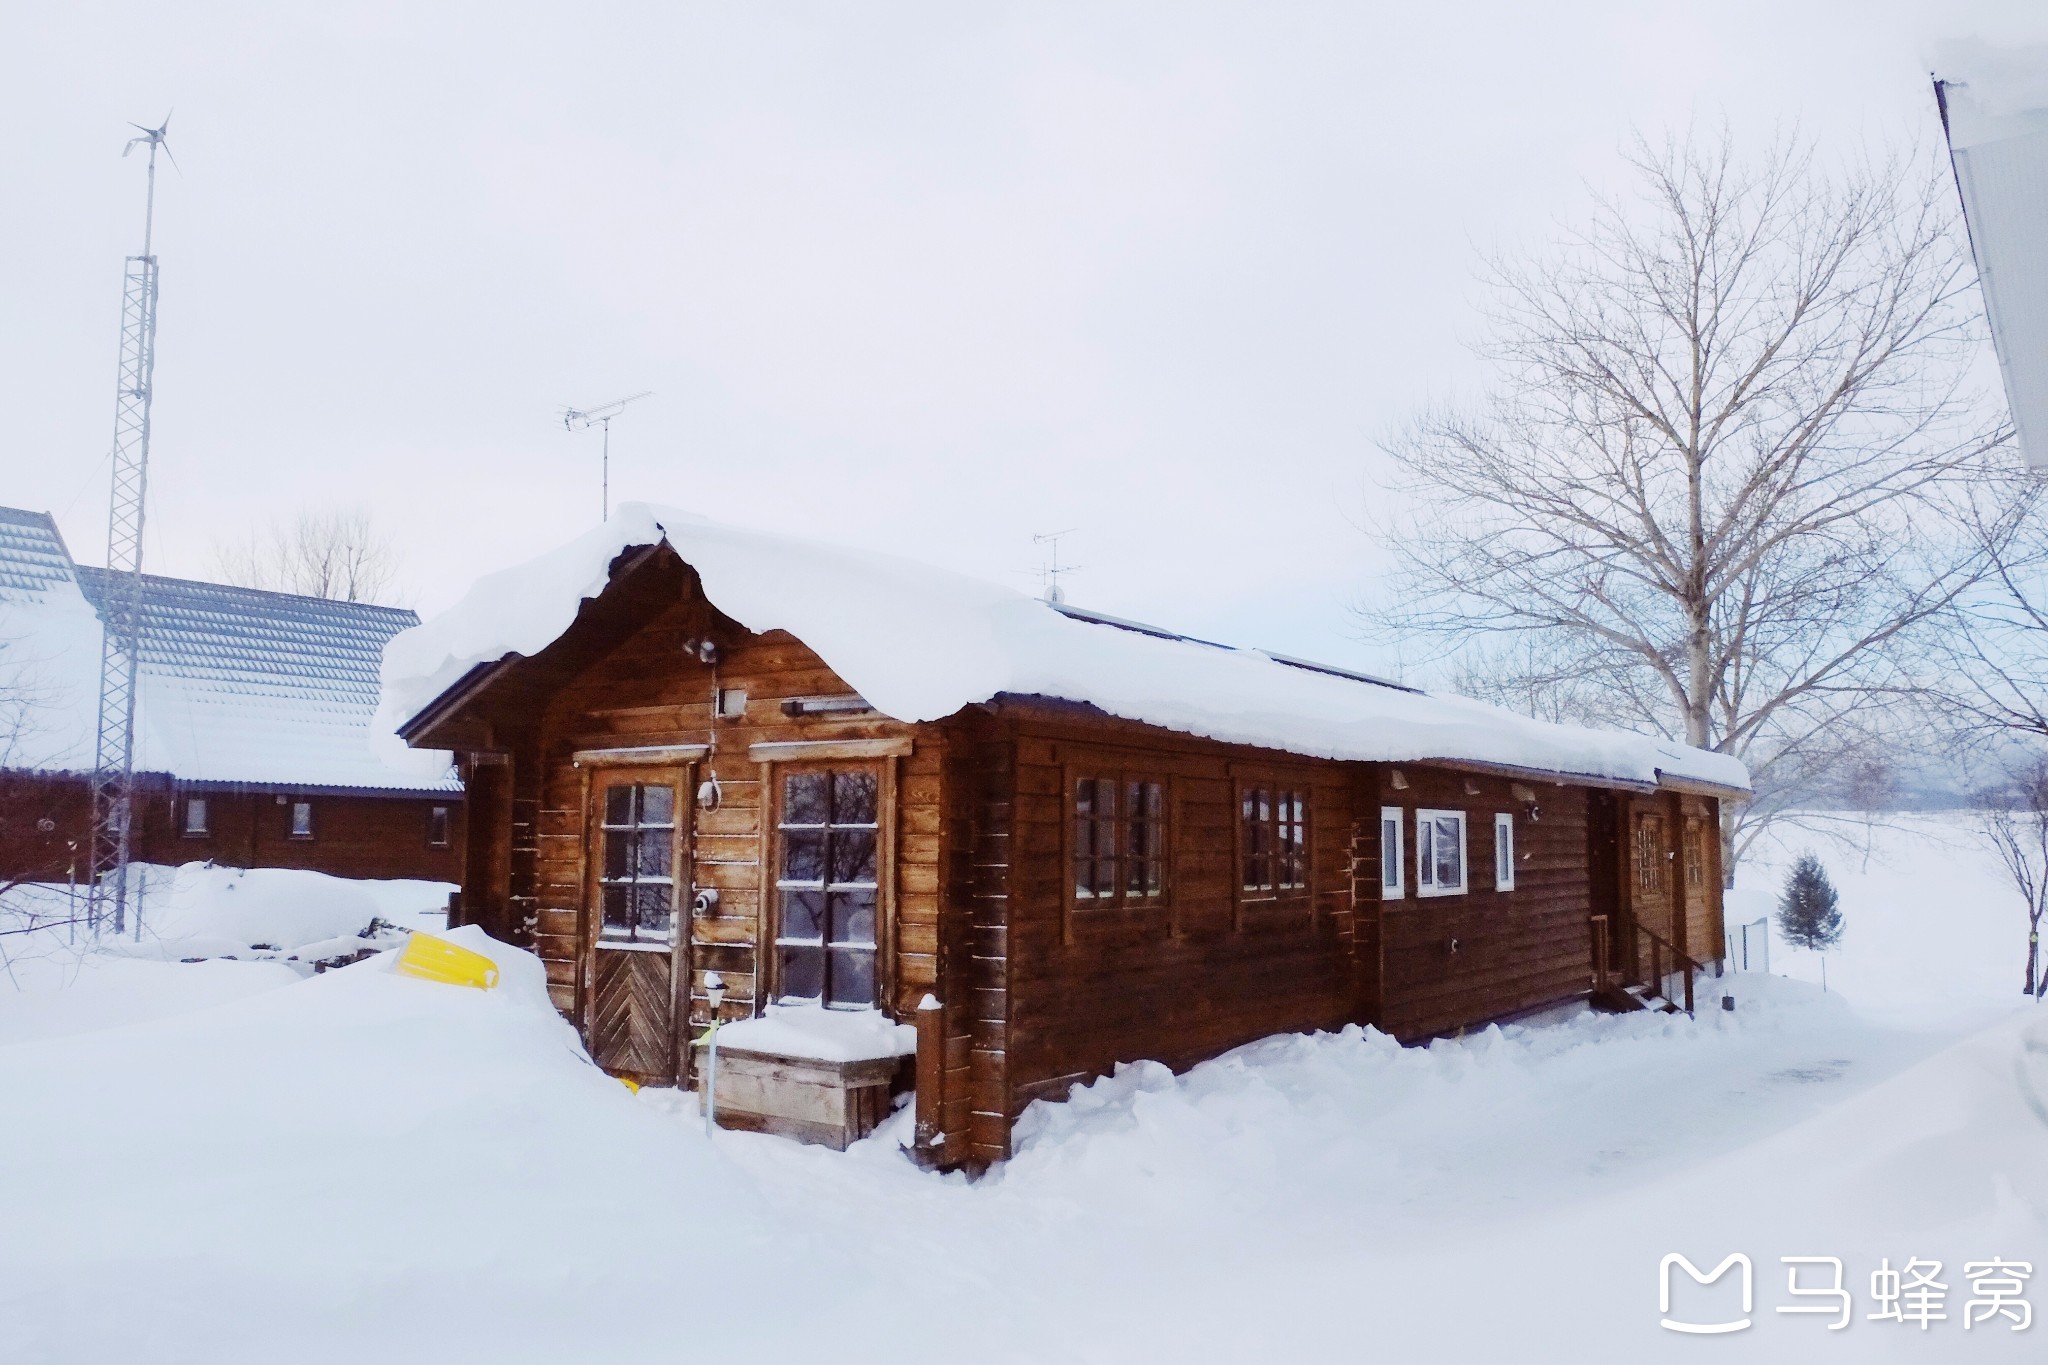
[1494,812,1515,891]
[289,799,315,841]
[182,796,209,837]
[1415,808,1468,897]
[1379,805,1405,900]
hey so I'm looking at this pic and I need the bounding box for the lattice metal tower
[88,117,172,937]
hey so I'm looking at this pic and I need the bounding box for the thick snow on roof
[0,505,455,791]
[1938,43,2048,470]
[385,505,1748,793]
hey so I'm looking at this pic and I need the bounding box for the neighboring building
[1936,48,2048,470]
[0,505,462,885]
[389,506,1748,1166]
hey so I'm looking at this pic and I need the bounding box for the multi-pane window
[1683,817,1705,891]
[1072,776,1167,906]
[1494,812,1515,891]
[182,796,209,838]
[1241,786,1308,897]
[1634,815,1666,896]
[776,768,880,1009]
[1415,809,1467,896]
[1380,805,1405,899]
[289,800,315,841]
[599,783,676,943]
[428,805,451,849]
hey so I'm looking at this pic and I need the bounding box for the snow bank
[381,505,1748,793]
[94,862,455,962]
[715,1004,915,1061]
[4,816,2041,1361]
[1732,813,2033,1026]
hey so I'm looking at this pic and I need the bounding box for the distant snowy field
[1,818,2042,1364]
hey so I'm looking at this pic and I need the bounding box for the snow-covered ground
[1,817,2041,1363]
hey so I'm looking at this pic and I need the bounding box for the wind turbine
[562,391,653,522]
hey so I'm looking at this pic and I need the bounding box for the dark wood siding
[1373,767,1592,1041]
[996,710,1358,1135]
[2,771,464,887]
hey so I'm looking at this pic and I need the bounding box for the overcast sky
[3,1,2043,678]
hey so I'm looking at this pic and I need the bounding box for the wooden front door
[585,767,690,1085]
[1631,810,1671,943]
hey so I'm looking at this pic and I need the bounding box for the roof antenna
[561,391,653,522]
[1033,529,1080,605]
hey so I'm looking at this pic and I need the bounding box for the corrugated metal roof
[0,504,457,792]
[0,506,78,603]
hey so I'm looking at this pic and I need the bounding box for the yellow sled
[393,932,500,990]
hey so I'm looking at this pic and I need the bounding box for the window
[182,796,209,838]
[1072,775,1167,906]
[428,805,451,849]
[1380,805,1405,899]
[289,800,315,841]
[1494,812,1515,891]
[599,783,676,943]
[775,767,880,1009]
[1240,785,1308,897]
[1414,809,1467,896]
[1683,817,1705,891]
[1634,814,1666,897]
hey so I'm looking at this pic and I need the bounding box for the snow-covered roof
[0,505,456,792]
[384,505,1749,795]
[1937,45,2048,471]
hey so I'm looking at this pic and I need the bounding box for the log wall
[1,770,463,886]
[1371,767,1593,1040]
[996,712,1359,1141]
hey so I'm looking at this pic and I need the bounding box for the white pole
[703,970,725,1139]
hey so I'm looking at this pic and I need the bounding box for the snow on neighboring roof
[384,505,1750,794]
[1937,43,2048,471]
[0,505,456,792]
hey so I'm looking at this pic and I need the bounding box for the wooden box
[693,1043,900,1150]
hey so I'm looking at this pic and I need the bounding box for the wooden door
[1680,815,1709,959]
[585,767,689,1085]
[1631,810,1671,943]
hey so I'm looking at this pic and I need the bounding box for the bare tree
[1938,488,2048,742]
[212,507,402,604]
[1366,130,2013,879]
[1981,760,2048,1000]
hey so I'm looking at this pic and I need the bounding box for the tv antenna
[1033,529,1080,604]
[562,390,652,522]
[90,113,175,938]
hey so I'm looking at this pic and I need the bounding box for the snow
[2,814,2039,1362]
[715,1004,916,1061]
[0,507,457,789]
[380,504,1749,794]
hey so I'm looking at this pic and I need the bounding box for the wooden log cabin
[390,507,1748,1168]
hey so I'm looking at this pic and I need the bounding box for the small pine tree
[1778,852,1844,988]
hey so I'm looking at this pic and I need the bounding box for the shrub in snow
[1777,853,1844,966]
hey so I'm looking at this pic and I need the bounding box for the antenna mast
[562,390,653,521]
[1033,529,1080,604]
[89,115,173,938]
